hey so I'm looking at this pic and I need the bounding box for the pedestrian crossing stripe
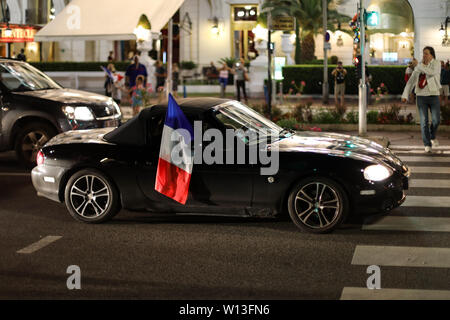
[408,167,450,174]
[403,196,450,207]
[399,156,450,163]
[340,287,450,300]
[409,179,450,188]
[351,245,450,268]
[391,145,450,151]
[363,216,450,232]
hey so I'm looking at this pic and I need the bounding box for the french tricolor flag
[155,94,194,204]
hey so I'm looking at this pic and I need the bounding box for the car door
[136,109,255,214]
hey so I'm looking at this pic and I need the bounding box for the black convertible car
[32,98,410,233]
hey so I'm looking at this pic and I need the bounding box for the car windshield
[213,101,289,144]
[0,62,62,92]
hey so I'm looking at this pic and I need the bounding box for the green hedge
[29,62,130,72]
[282,65,407,95]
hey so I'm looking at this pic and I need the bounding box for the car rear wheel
[15,122,57,168]
[64,169,120,223]
[287,177,349,234]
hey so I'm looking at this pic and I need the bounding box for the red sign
[0,24,41,43]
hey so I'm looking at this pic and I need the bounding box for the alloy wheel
[69,175,111,219]
[294,182,341,229]
[21,130,50,163]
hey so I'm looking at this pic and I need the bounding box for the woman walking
[218,63,231,98]
[402,47,441,153]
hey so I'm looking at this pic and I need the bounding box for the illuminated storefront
[0,24,41,60]
[230,4,259,60]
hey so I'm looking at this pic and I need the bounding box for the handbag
[244,72,250,82]
[418,73,427,89]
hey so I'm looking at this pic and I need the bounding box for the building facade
[2,0,450,67]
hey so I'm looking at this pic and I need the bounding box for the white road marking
[363,216,450,232]
[403,196,450,207]
[340,287,450,300]
[400,156,450,163]
[409,167,450,174]
[409,179,450,188]
[17,236,62,254]
[0,173,31,177]
[351,245,450,268]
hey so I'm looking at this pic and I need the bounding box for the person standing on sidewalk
[331,61,347,111]
[234,58,249,103]
[155,60,167,103]
[402,46,441,153]
[172,63,180,98]
[440,60,450,106]
[405,58,418,103]
[218,63,232,98]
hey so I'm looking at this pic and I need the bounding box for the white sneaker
[431,139,439,147]
[425,146,432,153]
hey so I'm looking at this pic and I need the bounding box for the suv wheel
[14,122,57,168]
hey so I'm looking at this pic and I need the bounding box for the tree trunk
[301,33,316,62]
[295,19,301,64]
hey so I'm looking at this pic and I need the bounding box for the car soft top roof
[103,97,231,146]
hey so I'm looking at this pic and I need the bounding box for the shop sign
[272,16,294,31]
[0,25,38,43]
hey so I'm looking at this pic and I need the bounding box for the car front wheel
[64,169,121,223]
[287,177,349,233]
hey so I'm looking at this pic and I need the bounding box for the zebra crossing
[341,149,450,300]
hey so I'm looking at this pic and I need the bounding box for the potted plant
[180,61,198,80]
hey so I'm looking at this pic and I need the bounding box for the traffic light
[353,55,362,79]
[365,11,379,27]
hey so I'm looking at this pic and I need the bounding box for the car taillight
[36,151,45,166]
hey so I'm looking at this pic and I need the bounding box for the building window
[233,6,257,22]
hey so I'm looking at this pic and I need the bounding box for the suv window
[0,62,61,92]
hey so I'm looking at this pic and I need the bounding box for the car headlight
[363,164,393,181]
[62,106,95,121]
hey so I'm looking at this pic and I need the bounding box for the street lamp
[133,14,152,42]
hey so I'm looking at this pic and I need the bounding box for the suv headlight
[363,164,393,181]
[62,106,95,121]
[111,100,122,117]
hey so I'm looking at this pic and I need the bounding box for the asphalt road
[1,149,450,300]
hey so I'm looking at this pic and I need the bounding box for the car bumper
[353,173,409,215]
[31,165,66,203]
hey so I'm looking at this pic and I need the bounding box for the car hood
[13,88,111,105]
[45,128,116,147]
[274,131,405,169]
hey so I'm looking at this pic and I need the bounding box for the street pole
[267,11,272,118]
[358,0,367,136]
[322,0,329,104]
[166,18,173,99]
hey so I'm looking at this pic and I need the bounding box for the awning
[34,0,184,41]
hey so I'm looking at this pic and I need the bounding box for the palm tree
[262,0,351,63]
